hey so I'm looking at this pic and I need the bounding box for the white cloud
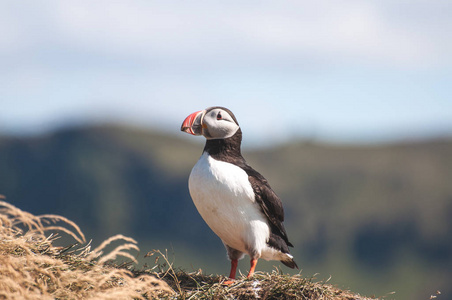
[1,0,450,67]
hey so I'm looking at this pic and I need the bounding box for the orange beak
[181,110,205,135]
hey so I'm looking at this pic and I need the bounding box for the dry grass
[0,197,379,299]
[156,271,379,300]
[0,197,173,299]
[139,250,379,300]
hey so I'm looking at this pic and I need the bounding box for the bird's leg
[223,259,238,285]
[229,259,238,279]
[247,259,258,278]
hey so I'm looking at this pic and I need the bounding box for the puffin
[181,106,297,282]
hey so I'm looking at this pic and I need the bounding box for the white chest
[188,153,269,252]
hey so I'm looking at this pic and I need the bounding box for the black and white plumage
[181,106,297,281]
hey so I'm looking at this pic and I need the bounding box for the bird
[180,106,297,283]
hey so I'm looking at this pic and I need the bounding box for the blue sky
[1,0,451,146]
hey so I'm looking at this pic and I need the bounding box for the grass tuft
[139,250,379,300]
[0,199,172,299]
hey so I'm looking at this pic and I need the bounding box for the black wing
[242,164,294,253]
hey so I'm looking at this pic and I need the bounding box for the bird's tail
[280,253,298,269]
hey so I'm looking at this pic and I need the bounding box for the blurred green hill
[0,125,451,300]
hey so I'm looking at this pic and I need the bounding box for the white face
[202,108,240,140]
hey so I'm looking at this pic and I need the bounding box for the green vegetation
[0,124,450,299]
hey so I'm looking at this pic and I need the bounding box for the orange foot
[222,279,235,285]
[247,258,258,278]
[222,259,238,285]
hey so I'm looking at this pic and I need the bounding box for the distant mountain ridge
[1,124,451,300]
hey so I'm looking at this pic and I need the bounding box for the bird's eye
[216,112,222,120]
